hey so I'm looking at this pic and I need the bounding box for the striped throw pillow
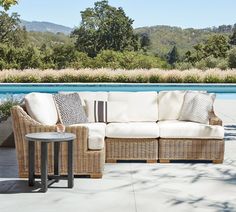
[85,100,128,123]
[89,101,108,122]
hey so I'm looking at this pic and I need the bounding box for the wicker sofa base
[159,138,224,163]
[105,138,158,162]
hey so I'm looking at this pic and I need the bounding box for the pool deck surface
[0,99,236,212]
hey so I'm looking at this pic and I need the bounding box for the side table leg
[41,143,48,193]
[54,142,60,182]
[28,141,35,186]
[67,141,74,188]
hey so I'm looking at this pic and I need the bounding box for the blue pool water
[0,83,236,100]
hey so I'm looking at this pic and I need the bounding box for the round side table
[25,132,76,193]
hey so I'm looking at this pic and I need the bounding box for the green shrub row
[0,44,168,70]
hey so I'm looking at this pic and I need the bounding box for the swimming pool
[1,83,236,100]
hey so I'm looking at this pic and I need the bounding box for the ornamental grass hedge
[1,68,236,83]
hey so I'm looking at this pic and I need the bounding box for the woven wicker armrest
[11,105,42,126]
[209,110,223,126]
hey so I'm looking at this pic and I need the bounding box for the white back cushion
[159,91,186,120]
[59,92,108,107]
[108,92,158,122]
[25,93,58,125]
[107,101,128,122]
[85,100,128,123]
[78,92,108,107]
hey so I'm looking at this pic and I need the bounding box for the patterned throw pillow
[53,93,88,125]
[85,100,128,123]
[178,92,216,124]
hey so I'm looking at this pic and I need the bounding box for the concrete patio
[0,99,236,212]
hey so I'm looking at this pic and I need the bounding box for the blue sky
[7,0,236,29]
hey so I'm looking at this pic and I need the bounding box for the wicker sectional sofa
[11,91,225,179]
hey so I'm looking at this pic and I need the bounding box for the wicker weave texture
[11,106,105,178]
[159,139,224,160]
[106,138,158,160]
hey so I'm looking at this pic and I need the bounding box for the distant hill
[20,20,73,35]
[135,25,234,57]
[20,19,235,57]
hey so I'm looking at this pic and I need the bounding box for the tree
[229,30,236,46]
[51,44,78,69]
[0,0,18,10]
[71,0,139,57]
[228,47,236,68]
[139,32,151,51]
[167,46,179,65]
[185,35,230,64]
[203,35,230,58]
[0,11,27,47]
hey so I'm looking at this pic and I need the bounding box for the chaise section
[11,105,105,178]
[158,113,224,163]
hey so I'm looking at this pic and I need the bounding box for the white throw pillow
[85,100,128,123]
[158,90,208,120]
[179,92,216,124]
[108,92,158,122]
[25,93,58,125]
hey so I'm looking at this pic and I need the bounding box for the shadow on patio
[0,180,41,194]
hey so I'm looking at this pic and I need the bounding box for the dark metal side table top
[25,132,76,142]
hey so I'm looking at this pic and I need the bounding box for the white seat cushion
[106,122,159,138]
[159,120,224,139]
[25,93,58,125]
[108,92,158,122]
[71,123,106,150]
